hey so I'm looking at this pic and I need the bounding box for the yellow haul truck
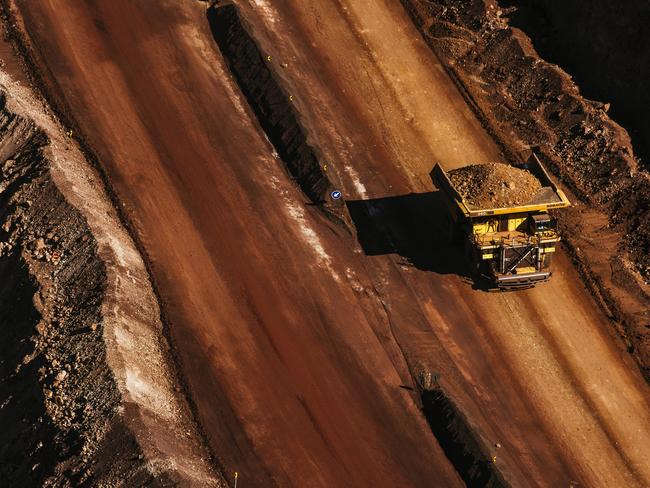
[432,154,570,289]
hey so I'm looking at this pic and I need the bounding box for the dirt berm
[401,0,650,379]
[0,69,223,485]
[501,0,650,169]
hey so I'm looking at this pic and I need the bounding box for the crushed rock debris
[449,162,541,208]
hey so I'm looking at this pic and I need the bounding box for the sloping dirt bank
[401,0,650,380]
[501,0,650,169]
[0,55,223,487]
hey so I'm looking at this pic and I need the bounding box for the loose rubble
[0,93,147,485]
[449,162,542,208]
[0,50,224,488]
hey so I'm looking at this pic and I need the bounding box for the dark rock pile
[449,162,541,208]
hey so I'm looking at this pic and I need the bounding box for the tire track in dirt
[10,0,465,485]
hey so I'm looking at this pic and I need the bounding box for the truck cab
[469,211,560,289]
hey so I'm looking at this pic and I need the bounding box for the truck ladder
[504,244,535,274]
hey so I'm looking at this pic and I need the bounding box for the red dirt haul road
[11,0,650,487]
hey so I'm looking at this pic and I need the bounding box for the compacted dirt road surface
[11,1,461,486]
[11,0,650,486]
[234,1,650,485]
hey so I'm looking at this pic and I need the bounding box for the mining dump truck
[432,154,570,289]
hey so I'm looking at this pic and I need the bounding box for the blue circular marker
[331,190,342,200]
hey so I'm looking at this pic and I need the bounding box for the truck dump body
[432,155,570,218]
[432,155,570,289]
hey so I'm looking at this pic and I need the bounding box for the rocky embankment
[501,0,649,169]
[0,93,141,485]
[401,0,650,379]
[0,67,223,486]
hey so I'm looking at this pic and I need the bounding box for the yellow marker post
[234,471,239,488]
[289,95,294,102]
[266,55,272,61]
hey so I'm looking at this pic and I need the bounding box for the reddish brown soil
[7,0,650,486]
[502,0,650,169]
[402,0,650,382]
[0,78,196,487]
[8,1,460,486]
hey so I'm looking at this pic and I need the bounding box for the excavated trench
[208,4,344,221]
[209,4,513,483]
[422,388,508,487]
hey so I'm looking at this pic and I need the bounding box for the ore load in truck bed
[448,162,558,209]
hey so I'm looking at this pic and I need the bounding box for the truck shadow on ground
[346,191,478,284]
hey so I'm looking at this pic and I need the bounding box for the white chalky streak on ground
[252,0,279,24]
[0,70,222,486]
[126,369,176,423]
[345,164,368,198]
[286,202,330,264]
[268,173,340,281]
